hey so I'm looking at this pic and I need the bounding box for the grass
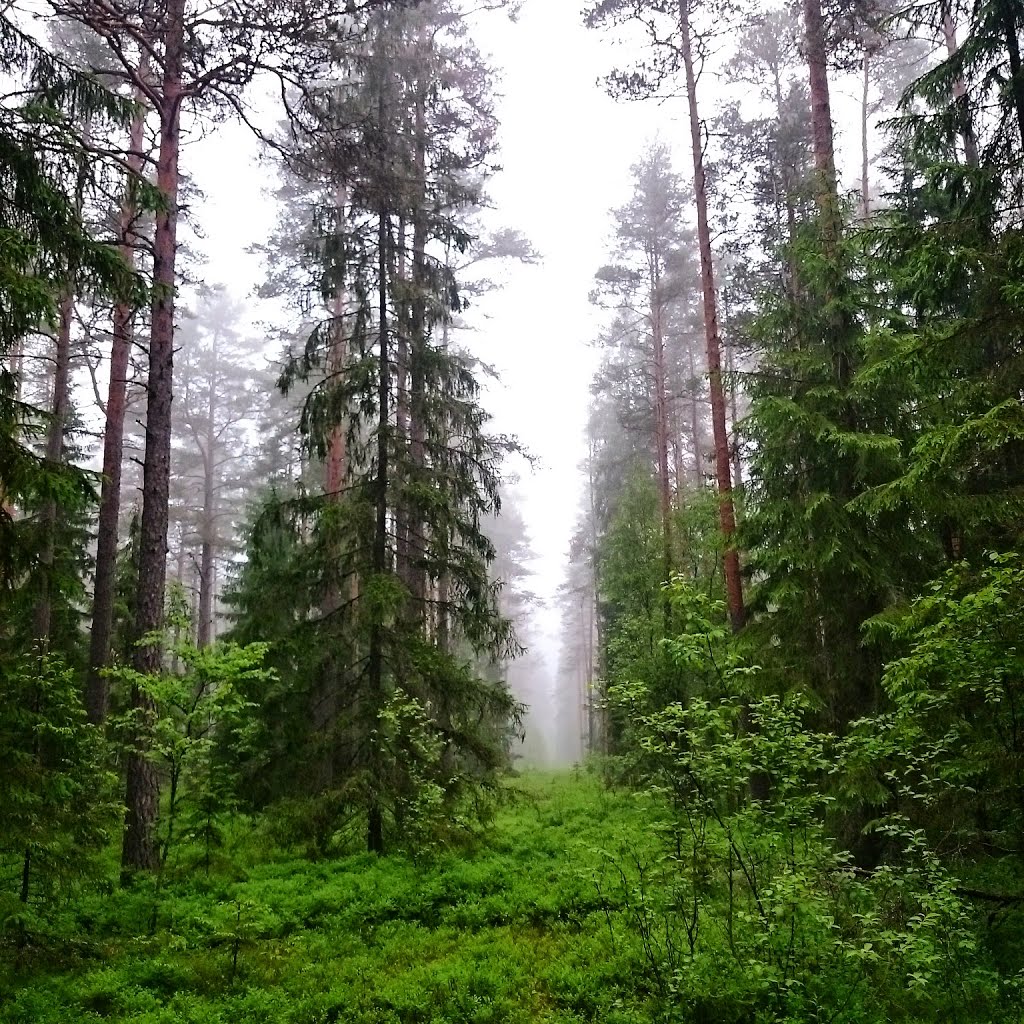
[0,771,665,1024]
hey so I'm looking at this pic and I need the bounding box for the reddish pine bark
[802,0,840,245]
[678,0,745,630]
[122,0,186,876]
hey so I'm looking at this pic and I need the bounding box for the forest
[2,0,1024,1019]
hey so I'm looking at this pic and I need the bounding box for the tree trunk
[802,0,841,248]
[395,213,411,592]
[122,3,185,877]
[87,77,148,724]
[687,337,702,485]
[324,190,350,504]
[801,0,851,398]
[678,0,745,631]
[436,315,451,654]
[317,187,351,790]
[722,286,743,492]
[586,436,604,753]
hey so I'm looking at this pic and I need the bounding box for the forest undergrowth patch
[3,769,1021,1024]
[0,772,662,1024]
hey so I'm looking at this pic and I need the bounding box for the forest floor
[0,772,666,1024]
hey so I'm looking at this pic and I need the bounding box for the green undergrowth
[0,771,666,1024]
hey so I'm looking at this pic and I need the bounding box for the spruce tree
[228,2,522,852]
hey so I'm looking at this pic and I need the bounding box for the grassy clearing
[0,772,664,1024]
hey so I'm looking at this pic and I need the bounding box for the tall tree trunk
[686,337,702,484]
[395,214,411,593]
[122,4,185,877]
[436,315,451,654]
[802,0,851,393]
[35,118,91,649]
[317,187,351,790]
[87,77,148,724]
[170,537,186,675]
[722,285,743,492]
[678,0,745,630]
[586,435,604,753]
[324,188,350,502]
[802,0,841,249]
[770,67,801,297]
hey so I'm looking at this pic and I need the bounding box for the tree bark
[317,187,352,790]
[324,189,350,503]
[87,77,148,724]
[801,0,851,398]
[802,0,841,248]
[678,0,745,631]
[722,286,743,492]
[122,1,185,877]
[687,336,702,485]
[394,213,411,592]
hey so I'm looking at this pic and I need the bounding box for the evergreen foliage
[0,652,119,933]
